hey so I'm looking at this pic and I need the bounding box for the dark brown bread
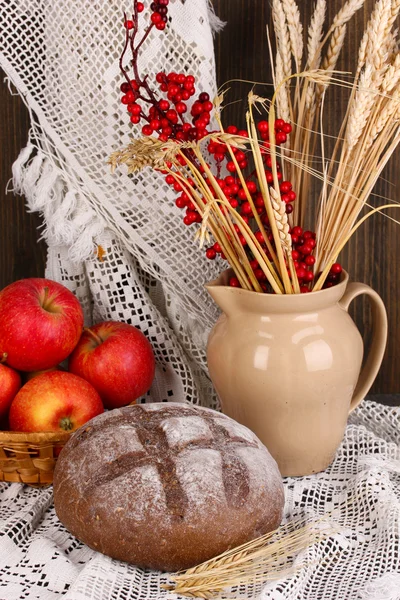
[53,402,284,572]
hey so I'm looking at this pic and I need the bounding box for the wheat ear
[307,0,327,69]
[281,0,304,68]
[272,0,292,79]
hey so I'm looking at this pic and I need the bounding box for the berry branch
[114,1,342,293]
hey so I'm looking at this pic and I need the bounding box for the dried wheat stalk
[267,0,400,290]
[164,514,341,598]
[272,0,292,80]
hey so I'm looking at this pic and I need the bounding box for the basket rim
[0,430,72,443]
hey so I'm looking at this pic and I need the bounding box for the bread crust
[53,402,284,572]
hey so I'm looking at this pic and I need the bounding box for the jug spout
[206,269,247,317]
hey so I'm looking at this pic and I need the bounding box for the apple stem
[84,327,103,346]
[60,417,74,431]
[0,352,8,364]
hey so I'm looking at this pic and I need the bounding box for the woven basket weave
[0,430,71,485]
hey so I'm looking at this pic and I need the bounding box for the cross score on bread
[71,403,264,517]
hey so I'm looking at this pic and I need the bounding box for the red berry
[282,123,292,134]
[275,119,285,130]
[255,231,265,244]
[276,132,287,144]
[159,100,170,111]
[166,109,178,123]
[142,124,153,136]
[257,121,269,133]
[331,263,343,274]
[299,245,313,256]
[124,19,134,29]
[305,255,316,266]
[191,102,203,116]
[120,82,130,93]
[304,271,314,283]
[137,2,145,11]
[291,226,303,237]
[246,181,257,194]
[156,22,166,30]
[176,196,187,209]
[203,101,214,113]
[280,181,292,193]
[150,119,161,130]
[300,286,310,293]
[213,242,222,253]
[199,92,210,102]
[130,115,140,124]
[175,102,187,114]
[206,248,217,260]
[151,12,162,23]
[162,126,173,137]
[226,161,236,173]
[229,277,240,288]
[129,103,141,115]
[265,171,274,184]
[165,174,175,185]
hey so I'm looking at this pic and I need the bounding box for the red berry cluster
[290,227,316,292]
[322,263,343,288]
[150,0,169,30]
[258,119,293,145]
[120,67,215,141]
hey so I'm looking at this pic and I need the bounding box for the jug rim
[205,269,350,314]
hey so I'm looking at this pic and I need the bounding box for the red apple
[0,361,21,421]
[9,371,104,433]
[0,278,83,372]
[69,321,155,409]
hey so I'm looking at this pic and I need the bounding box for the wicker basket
[0,430,71,485]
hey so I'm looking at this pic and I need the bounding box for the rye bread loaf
[53,403,284,572]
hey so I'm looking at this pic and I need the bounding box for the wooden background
[0,0,399,393]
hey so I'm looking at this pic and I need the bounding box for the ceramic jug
[206,269,387,476]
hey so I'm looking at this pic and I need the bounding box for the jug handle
[338,282,388,413]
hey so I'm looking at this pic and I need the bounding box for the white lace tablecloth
[0,400,399,600]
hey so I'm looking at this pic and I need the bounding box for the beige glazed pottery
[206,269,388,477]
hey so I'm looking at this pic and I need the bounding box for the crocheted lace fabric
[0,401,399,600]
[1,0,223,410]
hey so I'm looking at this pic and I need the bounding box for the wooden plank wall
[0,1,399,392]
